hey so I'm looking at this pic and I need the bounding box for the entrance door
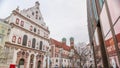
[19,59,24,68]
[37,61,41,68]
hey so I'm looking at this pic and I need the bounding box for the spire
[70,37,74,48]
[16,6,19,11]
[62,38,66,44]
[35,1,40,8]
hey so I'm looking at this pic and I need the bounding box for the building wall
[87,0,120,67]
[2,1,50,68]
[0,21,10,47]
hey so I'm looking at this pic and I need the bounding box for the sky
[0,0,89,45]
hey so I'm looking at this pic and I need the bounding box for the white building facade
[4,1,50,68]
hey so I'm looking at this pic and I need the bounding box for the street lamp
[59,48,63,68]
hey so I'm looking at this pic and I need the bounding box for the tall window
[92,0,98,21]
[32,38,36,48]
[99,0,104,8]
[22,35,28,46]
[56,59,58,62]
[39,41,43,50]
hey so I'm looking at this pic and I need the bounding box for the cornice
[12,10,50,33]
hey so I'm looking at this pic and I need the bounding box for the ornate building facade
[3,1,50,68]
[50,38,80,68]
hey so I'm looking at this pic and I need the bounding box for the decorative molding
[12,10,50,33]
[10,23,49,41]
[5,42,45,54]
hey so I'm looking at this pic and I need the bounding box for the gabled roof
[17,1,45,25]
[50,38,71,51]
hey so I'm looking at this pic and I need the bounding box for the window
[36,15,38,19]
[56,59,58,62]
[34,28,36,33]
[39,17,41,20]
[36,11,38,14]
[99,0,104,8]
[18,37,21,44]
[20,21,24,27]
[12,35,16,43]
[32,12,34,16]
[22,35,28,46]
[30,25,33,31]
[16,18,19,24]
[39,41,43,50]
[100,5,111,37]
[38,29,40,34]
[19,59,24,65]
[28,40,31,47]
[32,38,36,48]
[92,0,98,21]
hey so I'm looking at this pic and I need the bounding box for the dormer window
[36,11,38,14]
[39,17,41,20]
[32,12,34,16]
[36,15,38,19]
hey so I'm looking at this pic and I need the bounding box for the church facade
[4,1,50,68]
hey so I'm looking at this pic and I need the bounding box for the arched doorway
[19,58,24,68]
[37,61,41,68]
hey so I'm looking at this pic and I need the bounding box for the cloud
[0,0,89,44]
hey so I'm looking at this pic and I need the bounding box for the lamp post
[59,48,63,68]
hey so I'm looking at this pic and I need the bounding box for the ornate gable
[20,1,45,25]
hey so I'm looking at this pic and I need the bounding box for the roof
[50,38,71,51]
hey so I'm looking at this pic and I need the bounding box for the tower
[70,37,74,48]
[62,38,66,44]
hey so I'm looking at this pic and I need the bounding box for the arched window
[32,38,36,48]
[20,21,24,27]
[12,35,16,43]
[16,18,19,24]
[18,37,21,44]
[22,35,28,46]
[19,58,24,65]
[39,41,42,50]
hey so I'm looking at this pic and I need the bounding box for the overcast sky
[0,0,89,45]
